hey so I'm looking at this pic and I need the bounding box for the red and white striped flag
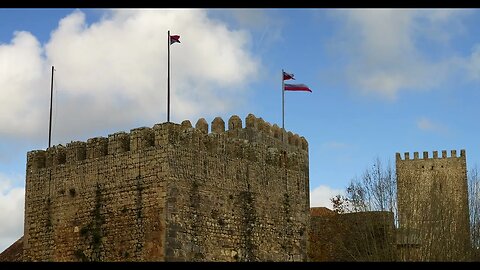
[281,69,312,129]
[284,83,312,92]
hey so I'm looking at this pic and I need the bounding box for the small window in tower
[69,188,76,197]
[431,166,434,170]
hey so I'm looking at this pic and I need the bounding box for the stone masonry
[309,208,396,261]
[396,150,471,261]
[23,114,310,262]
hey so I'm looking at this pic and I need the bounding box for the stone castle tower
[396,150,471,261]
[23,114,310,262]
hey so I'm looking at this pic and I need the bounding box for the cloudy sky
[2,8,480,252]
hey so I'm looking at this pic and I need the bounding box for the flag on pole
[284,83,312,92]
[281,69,312,130]
[283,71,295,80]
[170,35,181,45]
[167,31,181,122]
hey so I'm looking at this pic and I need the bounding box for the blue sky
[1,8,480,252]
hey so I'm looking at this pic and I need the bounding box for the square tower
[396,150,470,261]
[23,114,310,262]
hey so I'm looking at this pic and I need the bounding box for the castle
[0,114,473,262]
[22,114,310,261]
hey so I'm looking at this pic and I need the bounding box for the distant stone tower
[396,150,471,261]
[23,114,310,262]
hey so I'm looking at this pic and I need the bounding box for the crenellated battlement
[395,149,465,161]
[27,114,308,170]
[23,113,310,262]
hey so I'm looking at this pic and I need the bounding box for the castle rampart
[308,208,396,261]
[24,114,309,262]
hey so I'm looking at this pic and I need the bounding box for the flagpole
[167,30,170,123]
[48,65,54,148]
[282,69,285,131]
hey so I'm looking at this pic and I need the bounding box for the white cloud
[330,9,470,100]
[0,31,49,139]
[207,9,283,55]
[416,116,448,134]
[417,117,435,131]
[465,44,480,81]
[0,9,260,144]
[0,174,24,253]
[310,184,344,209]
[229,9,271,29]
[227,9,283,50]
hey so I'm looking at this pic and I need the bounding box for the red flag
[284,83,312,92]
[283,71,295,80]
[170,35,180,45]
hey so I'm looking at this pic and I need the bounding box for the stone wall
[396,150,471,261]
[23,114,310,262]
[24,128,168,261]
[308,208,396,261]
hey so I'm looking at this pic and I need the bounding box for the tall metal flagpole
[167,30,171,123]
[48,65,54,148]
[282,69,285,131]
